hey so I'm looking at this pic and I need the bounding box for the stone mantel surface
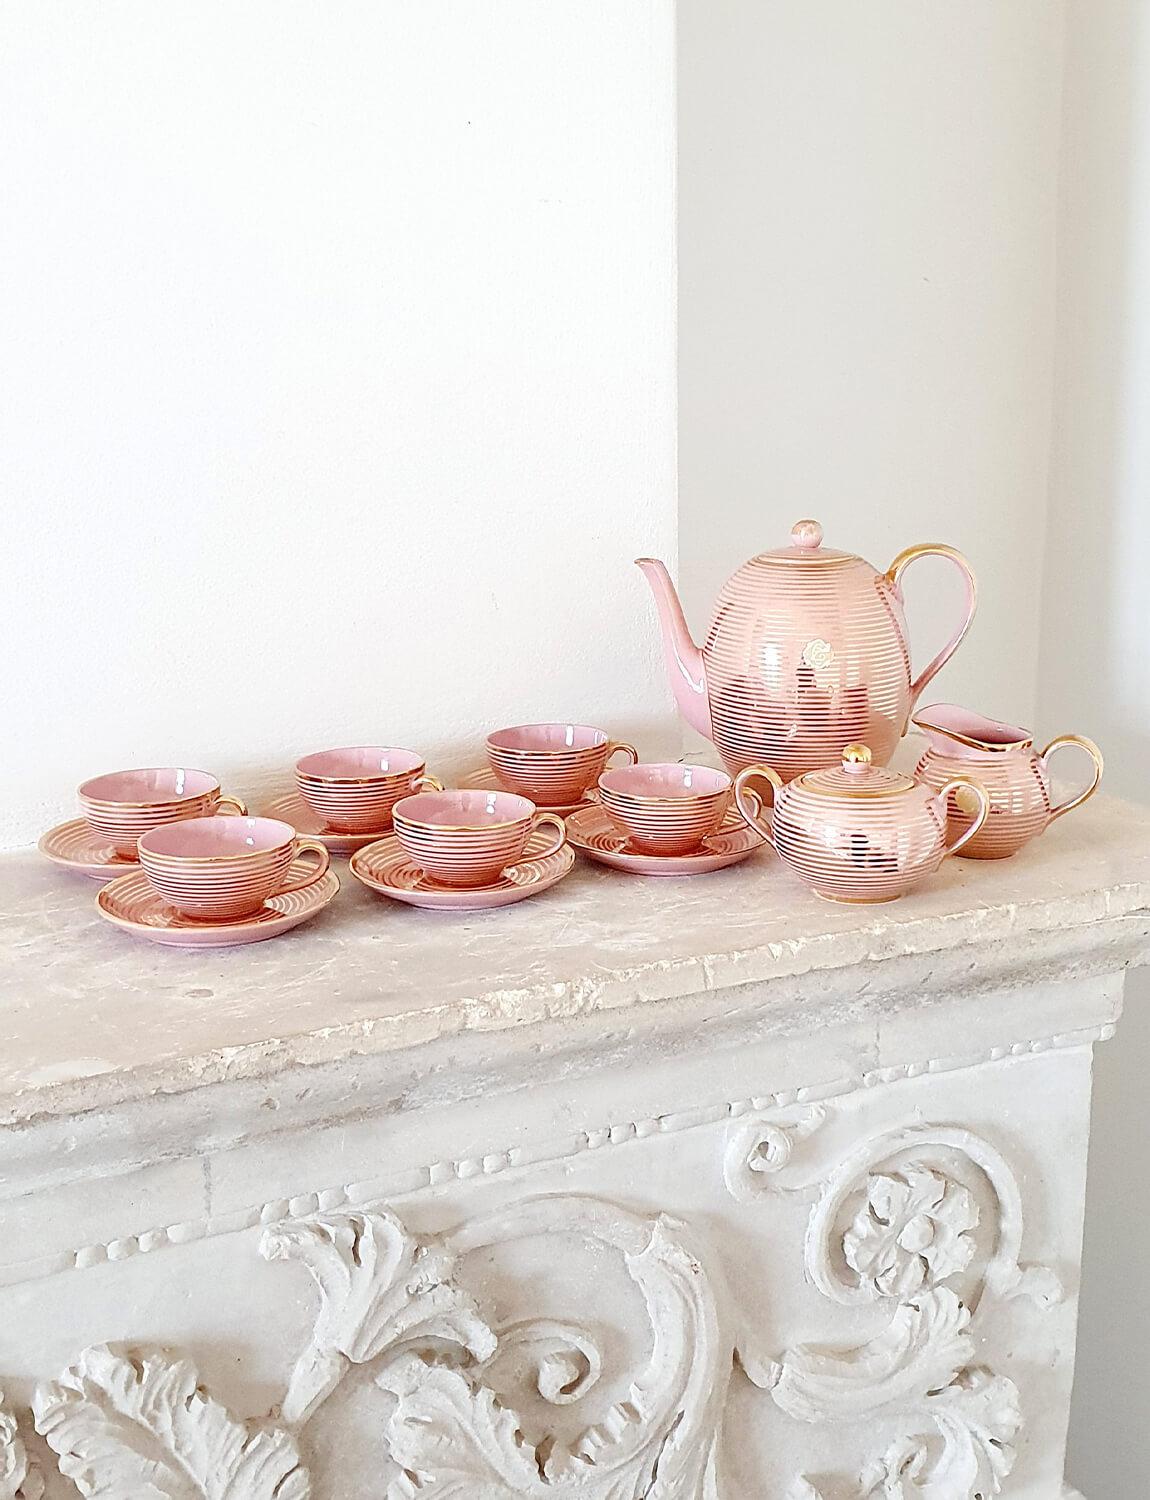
[1,796,1148,1134]
[0,800,1146,1499]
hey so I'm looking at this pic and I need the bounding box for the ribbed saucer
[566,804,766,876]
[350,827,575,910]
[96,860,340,947]
[39,818,140,881]
[263,792,390,854]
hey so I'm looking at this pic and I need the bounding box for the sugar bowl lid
[755,519,856,567]
[794,743,915,798]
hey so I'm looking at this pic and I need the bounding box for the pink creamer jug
[912,703,1104,859]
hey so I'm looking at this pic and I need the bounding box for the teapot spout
[635,557,712,739]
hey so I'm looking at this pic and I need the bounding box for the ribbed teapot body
[703,555,911,781]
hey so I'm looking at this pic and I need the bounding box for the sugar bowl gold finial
[842,743,873,768]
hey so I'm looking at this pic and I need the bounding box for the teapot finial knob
[791,519,823,550]
[842,743,873,772]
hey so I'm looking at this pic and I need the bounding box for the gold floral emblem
[802,637,835,671]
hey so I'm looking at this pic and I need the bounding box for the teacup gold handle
[604,740,639,767]
[415,774,445,793]
[217,795,248,816]
[526,811,567,860]
[733,764,783,848]
[282,839,332,893]
[937,776,990,857]
[1041,735,1104,823]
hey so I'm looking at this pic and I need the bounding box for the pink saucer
[96,860,340,947]
[565,803,766,876]
[39,818,140,881]
[262,792,390,855]
[460,765,590,817]
[350,827,575,911]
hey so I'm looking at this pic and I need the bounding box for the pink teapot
[637,520,977,781]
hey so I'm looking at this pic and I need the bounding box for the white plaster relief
[736,1124,1058,1499]
[0,1392,43,1500]
[0,1023,1109,1294]
[32,1346,309,1498]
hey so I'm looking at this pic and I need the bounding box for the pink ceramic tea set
[40,519,1104,944]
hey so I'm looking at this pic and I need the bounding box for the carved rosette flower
[843,1169,979,1299]
[31,1344,309,1498]
[755,1127,1057,1500]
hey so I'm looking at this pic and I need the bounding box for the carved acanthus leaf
[377,1209,726,1499]
[261,1209,496,1425]
[31,1344,309,1499]
[0,1394,43,1500]
[843,1170,979,1299]
[769,1287,972,1424]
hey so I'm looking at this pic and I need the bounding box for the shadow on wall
[1042,2,1150,1494]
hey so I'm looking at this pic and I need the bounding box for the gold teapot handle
[1041,734,1104,823]
[885,543,978,709]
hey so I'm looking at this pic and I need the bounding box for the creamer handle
[1041,735,1104,823]
[885,543,978,709]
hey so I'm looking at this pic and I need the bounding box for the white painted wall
[678,0,1064,725]
[0,1,677,849]
[678,3,1150,1493]
[1040,3,1150,1492]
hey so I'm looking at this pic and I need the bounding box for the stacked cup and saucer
[265,747,444,854]
[37,767,340,947]
[565,762,767,876]
[350,722,616,910]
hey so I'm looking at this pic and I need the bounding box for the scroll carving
[1,1121,1060,1497]
[737,1124,1056,1500]
[259,1207,496,1426]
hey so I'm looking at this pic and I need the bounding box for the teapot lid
[794,743,915,798]
[756,519,857,567]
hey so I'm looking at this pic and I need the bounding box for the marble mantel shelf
[2,796,1148,1137]
[0,800,1146,1499]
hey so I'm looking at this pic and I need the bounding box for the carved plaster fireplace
[1,797,1146,1498]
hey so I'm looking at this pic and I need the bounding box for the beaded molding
[0,1021,1114,1289]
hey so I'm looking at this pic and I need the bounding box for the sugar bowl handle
[885,543,978,709]
[936,776,990,857]
[733,764,783,848]
[1041,734,1104,823]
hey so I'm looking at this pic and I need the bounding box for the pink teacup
[137,816,331,921]
[596,763,733,856]
[486,723,638,805]
[296,746,443,832]
[79,768,247,858]
[392,789,567,888]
